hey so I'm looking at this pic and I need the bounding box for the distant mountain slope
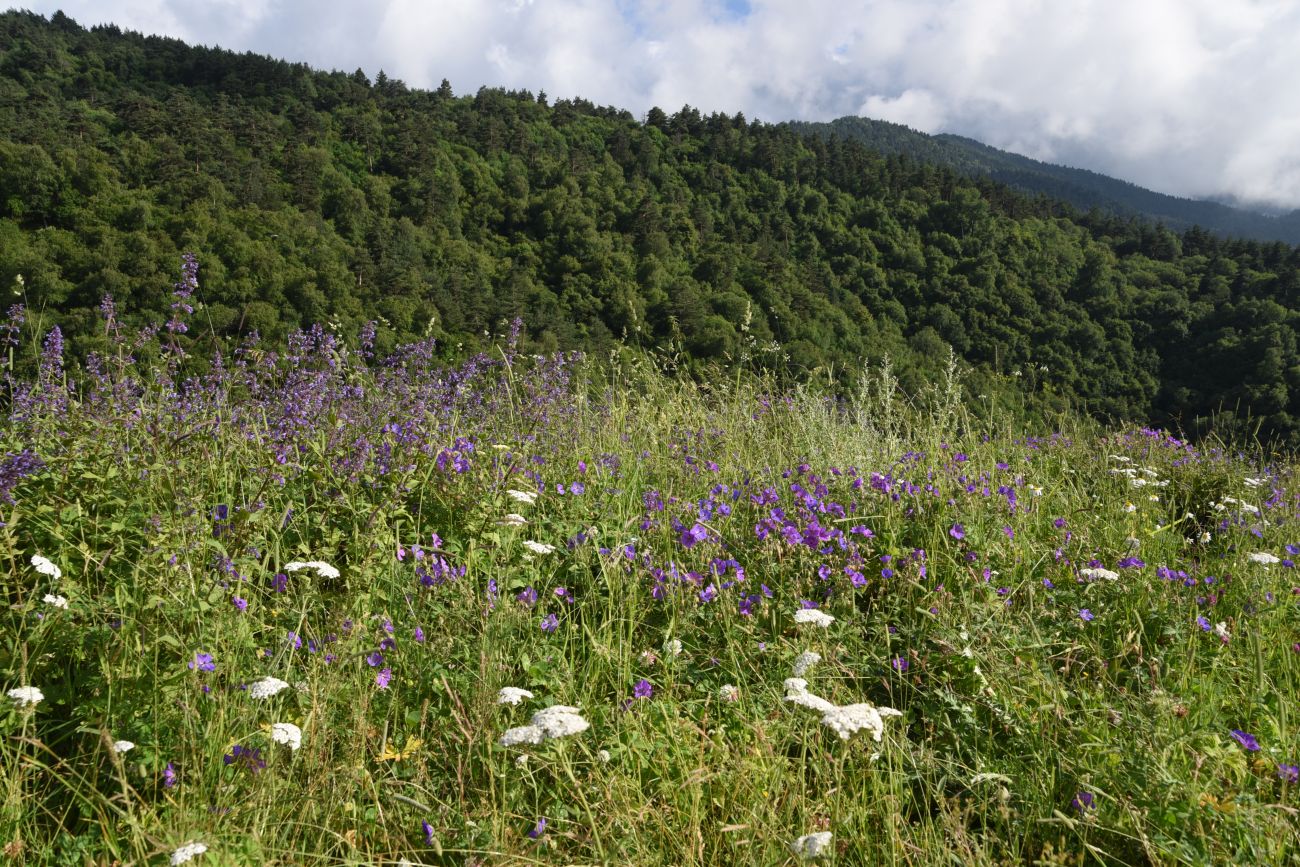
[789,116,1300,244]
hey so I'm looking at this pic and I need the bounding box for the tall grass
[0,300,1297,865]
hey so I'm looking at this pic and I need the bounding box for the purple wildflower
[223,744,265,774]
[1079,609,1094,622]
[540,613,559,633]
[1230,729,1261,751]
[633,679,653,699]
[422,819,435,845]
[1071,791,1094,813]
[187,652,215,672]
[163,762,178,788]
[232,596,247,611]
[1278,764,1299,783]
[527,817,547,839]
[375,668,392,689]
[949,524,965,540]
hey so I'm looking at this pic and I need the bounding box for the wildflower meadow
[1,262,1299,865]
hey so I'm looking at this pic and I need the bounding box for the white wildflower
[1199,531,1212,544]
[8,686,43,707]
[113,739,135,754]
[1109,455,1132,463]
[1080,567,1119,582]
[496,513,528,526]
[1247,551,1280,565]
[1214,622,1231,641]
[521,540,556,555]
[1130,477,1148,488]
[718,684,738,702]
[790,831,833,859]
[597,748,611,763]
[793,608,835,628]
[31,555,60,579]
[531,705,589,738]
[270,722,302,750]
[515,754,529,767]
[497,687,534,705]
[1028,484,1044,496]
[283,561,340,579]
[791,650,821,677]
[1122,502,1137,513]
[42,593,68,609]
[663,637,683,657]
[506,489,538,505]
[783,679,836,713]
[1126,536,1141,548]
[248,677,290,699]
[1244,476,1268,488]
[170,841,208,865]
[499,724,546,747]
[820,703,902,741]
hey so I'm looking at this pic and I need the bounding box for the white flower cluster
[31,554,61,579]
[7,686,43,707]
[248,677,290,699]
[1212,497,1262,517]
[170,841,208,865]
[270,722,302,750]
[1243,476,1269,488]
[506,489,538,505]
[521,540,557,555]
[42,593,68,609]
[783,680,901,742]
[499,705,589,746]
[283,561,340,579]
[497,687,534,705]
[1247,551,1280,565]
[790,831,833,859]
[496,513,528,527]
[113,739,135,754]
[791,651,822,677]
[793,608,835,628]
[1079,567,1119,582]
[718,684,738,702]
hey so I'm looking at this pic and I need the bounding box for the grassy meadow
[1,302,1298,865]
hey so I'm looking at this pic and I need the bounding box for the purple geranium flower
[1071,791,1094,813]
[540,613,559,633]
[188,652,215,672]
[1278,763,1299,783]
[949,524,965,540]
[1230,729,1261,751]
[527,817,547,839]
[1079,609,1094,622]
[375,667,392,689]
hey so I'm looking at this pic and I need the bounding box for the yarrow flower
[496,513,528,527]
[790,831,833,859]
[791,651,821,677]
[283,560,340,579]
[31,554,60,579]
[497,687,534,705]
[170,841,208,865]
[783,679,900,740]
[42,593,68,609]
[499,705,590,746]
[1247,551,1280,565]
[1079,567,1119,582]
[793,608,835,628]
[7,686,43,707]
[522,540,557,555]
[248,677,289,699]
[506,489,538,505]
[113,739,135,753]
[269,722,302,750]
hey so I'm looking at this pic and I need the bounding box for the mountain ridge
[789,116,1300,245]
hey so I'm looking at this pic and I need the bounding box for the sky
[19,0,1300,210]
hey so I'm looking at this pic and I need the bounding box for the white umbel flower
[497,687,534,705]
[1079,567,1119,582]
[7,686,43,707]
[793,608,835,628]
[499,705,589,747]
[42,593,68,609]
[270,722,302,750]
[790,831,833,859]
[283,561,340,578]
[112,740,135,754]
[1247,551,1280,565]
[506,489,538,505]
[31,555,60,579]
[496,513,528,527]
[521,540,556,555]
[248,677,290,699]
[170,841,208,865]
[791,650,821,677]
[821,703,903,741]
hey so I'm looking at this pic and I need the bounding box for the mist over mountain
[790,116,1300,245]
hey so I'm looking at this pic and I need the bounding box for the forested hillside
[791,116,1300,245]
[4,11,1300,443]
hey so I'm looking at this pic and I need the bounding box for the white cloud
[18,0,1300,208]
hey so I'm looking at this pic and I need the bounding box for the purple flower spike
[1230,729,1261,751]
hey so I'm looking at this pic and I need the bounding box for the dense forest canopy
[4,10,1300,444]
[790,116,1300,245]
